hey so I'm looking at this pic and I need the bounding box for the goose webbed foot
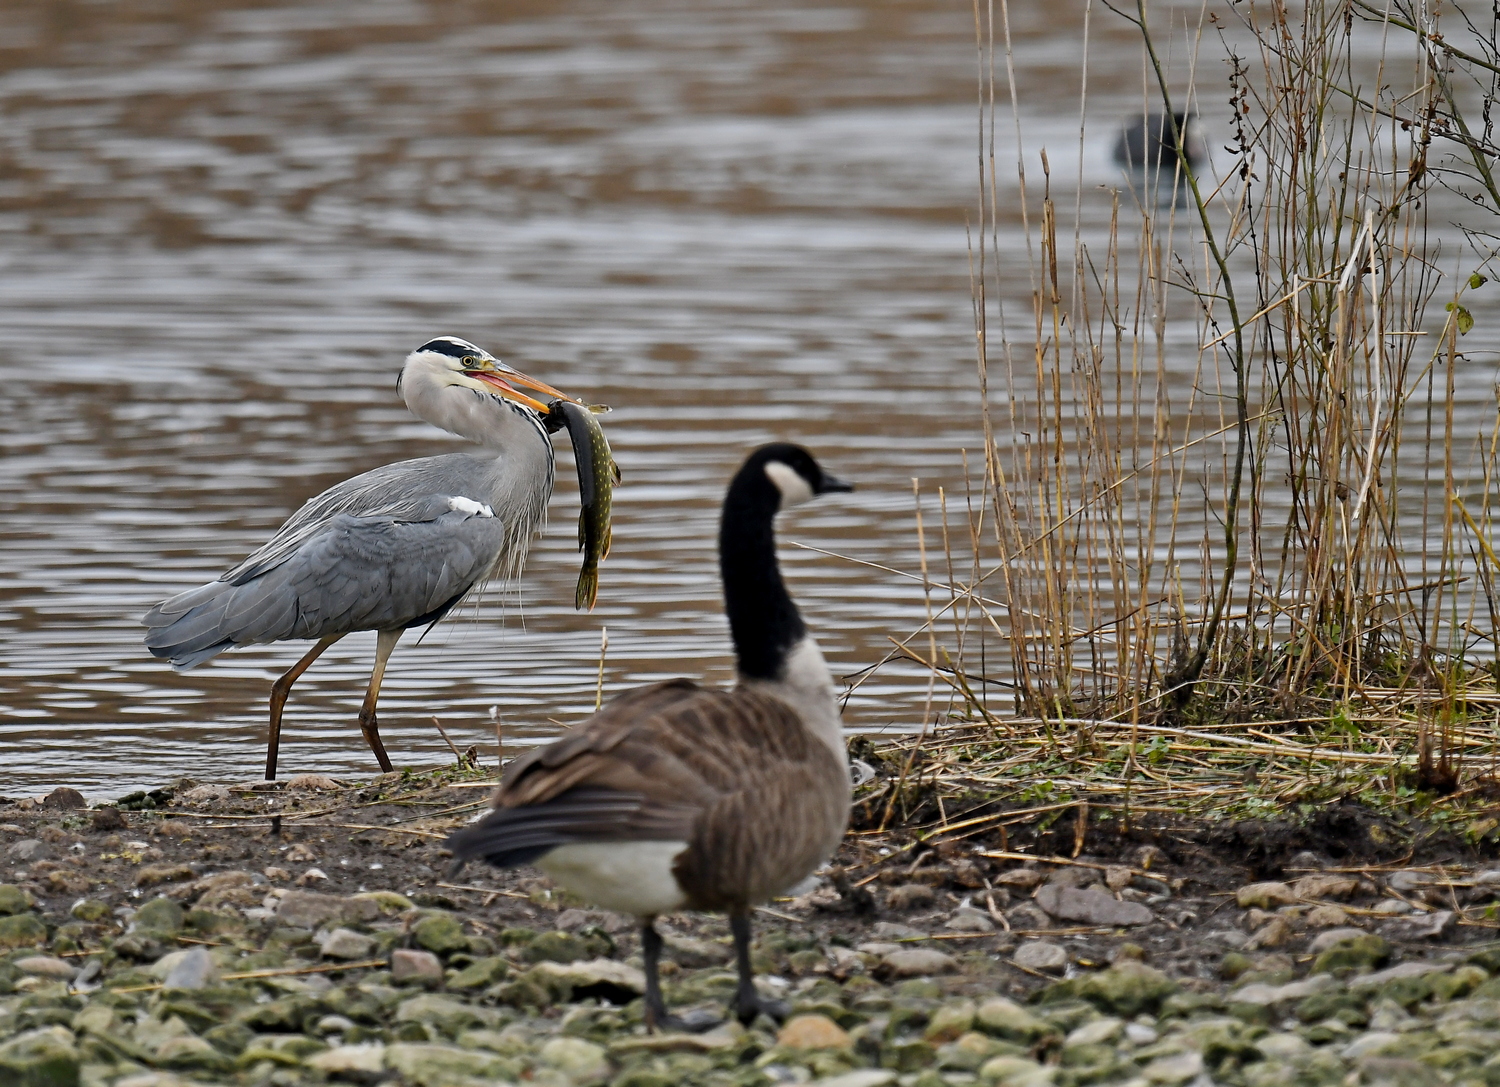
[648,1006,724,1034]
[730,989,790,1027]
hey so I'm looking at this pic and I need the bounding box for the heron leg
[266,634,344,782]
[356,629,401,773]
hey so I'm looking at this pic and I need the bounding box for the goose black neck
[719,469,804,681]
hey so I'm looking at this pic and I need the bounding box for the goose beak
[818,473,854,495]
[471,361,578,414]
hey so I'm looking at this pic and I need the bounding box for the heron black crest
[416,337,483,358]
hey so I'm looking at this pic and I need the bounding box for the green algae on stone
[0,914,48,951]
[384,1041,515,1086]
[0,1025,80,1087]
[1039,961,1179,1018]
[412,913,469,956]
[66,902,107,925]
[447,956,509,991]
[522,929,611,964]
[1311,933,1389,975]
[0,886,36,917]
[130,897,183,936]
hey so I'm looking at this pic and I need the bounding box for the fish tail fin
[575,565,598,612]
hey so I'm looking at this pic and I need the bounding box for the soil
[5,766,1497,995]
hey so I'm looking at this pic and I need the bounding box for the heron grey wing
[250,505,509,639]
[220,455,492,585]
[144,502,509,666]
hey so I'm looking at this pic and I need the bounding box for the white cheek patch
[448,496,495,518]
[764,461,815,507]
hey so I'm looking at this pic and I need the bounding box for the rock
[133,896,185,934]
[0,1026,80,1087]
[879,948,957,978]
[1228,973,1336,1007]
[1142,1050,1204,1084]
[812,1072,897,1087]
[1012,939,1068,973]
[1380,909,1454,940]
[540,1036,611,1084]
[90,807,127,832]
[529,958,646,1002]
[320,928,377,960]
[285,773,342,791]
[1005,902,1052,930]
[0,913,47,949]
[1060,961,1178,1017]
[0,884,35,916]
[663,934,732,967]
[977,1055,1047,1084]
[1304,904,1351,928]
[6,840,45,862]
[883,883,937,911]
[448,956,509,990]
[993,867,1045,890]
[156,1034,231,1071]
[872,921,926,940]
[384,1042,513,1085]
[135,864,195,888]
[923,1001,976,1042]
[1236,881,1298,909]
[945,906,996,933]
[1066,1017,1122,1046]
[70,900,108,923]
[314,1015,357,1036]
[296,867,328,885]
[394,994,493,1035]
[306,1043,386,1075]
[773,1014,848,1050]
[1033,884,1152,926]
[275,890,380,928]
[1292,873,1359,900]
[1370,897,1413,915]
[352,890,415,914]
[13,956,75,980]
[162,947,219,989]
[412,913,469,955]
[1340,1031,1404,1059]
[178,784,230,806]
[390,949,445,986]
[1309,928,1388,971]
[1386,870,1432,893]
[41,787,86,809]
[974,997,1054,1042]
[1245,916,1293,950]
[1348,960,1448,992]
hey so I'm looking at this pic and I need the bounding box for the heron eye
[461,356,479,369]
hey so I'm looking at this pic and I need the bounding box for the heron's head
[400,336,574,416]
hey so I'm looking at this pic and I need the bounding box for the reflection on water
[0,0,1494,793]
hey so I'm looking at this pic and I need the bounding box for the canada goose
[448,443,854,1030]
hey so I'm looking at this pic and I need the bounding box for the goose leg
[729,910,790,1026]
[356,629,401,773]
[266,634,344,781]
[641,919,721,1034]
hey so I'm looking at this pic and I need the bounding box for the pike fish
[549,399,620,611]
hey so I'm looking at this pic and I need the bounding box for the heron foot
[647,1007,723,1034]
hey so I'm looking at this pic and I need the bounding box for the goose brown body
[469,677,851,911]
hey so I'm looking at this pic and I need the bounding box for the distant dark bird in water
[142,336,574,781]
[448,444,855,1032]
[1113,111,1205,173]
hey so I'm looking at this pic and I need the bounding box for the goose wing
[447,679,851,906]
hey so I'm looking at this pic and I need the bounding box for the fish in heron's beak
[469,361,577,414]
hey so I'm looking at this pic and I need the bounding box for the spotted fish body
[550,400,620,610]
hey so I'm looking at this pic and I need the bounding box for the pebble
[1235,880,1298,909]
[878,947,957,978]
[12,955,75,980]
[1012,939,1068,973]
[390,949,444,985]
[1033,883,1153,926]
[778,1014,852,1049]
[160,946,218,989]
[945,906,996,932]
[320,927,377,960]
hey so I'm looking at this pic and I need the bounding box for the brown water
[0,0,1493,795]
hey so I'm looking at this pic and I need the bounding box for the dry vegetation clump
[850,0,1500,848]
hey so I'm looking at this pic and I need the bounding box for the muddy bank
[0,770,1498,1086]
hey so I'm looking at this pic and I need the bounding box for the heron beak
[470,362,577,414]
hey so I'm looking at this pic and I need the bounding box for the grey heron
[448,443,853,1031]
[143,336,574,780]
